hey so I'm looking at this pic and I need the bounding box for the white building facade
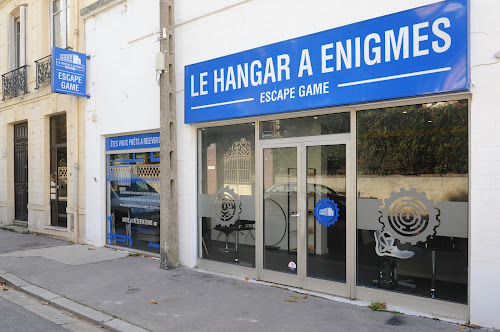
[82,0,162,254]
[174,0,500,328]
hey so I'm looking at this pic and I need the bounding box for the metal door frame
[258,133,352,297]
[50,114,67,227]
[14,122,28,222]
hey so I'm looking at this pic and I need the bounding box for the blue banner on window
[106,133,160,151]
[51,47,87,97]
[184,0,468,123]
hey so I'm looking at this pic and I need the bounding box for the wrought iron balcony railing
[35,55,51,90]
[2,65,29,101]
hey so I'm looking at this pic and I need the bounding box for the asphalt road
[0,296,69,332]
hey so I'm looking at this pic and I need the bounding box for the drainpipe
[72,97,79,243]
[71,0,80,243]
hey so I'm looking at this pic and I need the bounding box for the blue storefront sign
[51,47,87,97]
[185,0,468,123]
[106,133,160,151]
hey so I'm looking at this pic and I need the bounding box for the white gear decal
[379,188,440,245]
[211,187,242,227]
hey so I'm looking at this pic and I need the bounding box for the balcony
[2,66,29,101]
[35,55,51,90]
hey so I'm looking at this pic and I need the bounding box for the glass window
[107,151,161,253]
[198,124,255,267]
[15,17,21,68]
[356,100,468,304]
[260,112,349,139]
[51,0,69,48]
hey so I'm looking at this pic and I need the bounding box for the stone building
[0,0,86,243]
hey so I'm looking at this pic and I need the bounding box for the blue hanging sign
[106,133,160,151]
[184,0,468,123]
[51,47,87,97]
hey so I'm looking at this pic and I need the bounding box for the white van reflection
[265,183,346,207]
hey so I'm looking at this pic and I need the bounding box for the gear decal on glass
[379,188,440,245]
[211,187,242,227]
[314,198,340,227]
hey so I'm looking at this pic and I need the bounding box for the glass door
[262,144,302,287]
[260,135,351,296]
[303,142,350,297]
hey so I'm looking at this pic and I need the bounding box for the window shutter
[8,15,15,70]
[19,5,27,66]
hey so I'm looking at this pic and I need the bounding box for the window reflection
[356,100,468,304]
[260,112,349,139]
[107,151,160,253]
[198,124,255,267]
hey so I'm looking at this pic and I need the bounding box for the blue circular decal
[314,198,340,227]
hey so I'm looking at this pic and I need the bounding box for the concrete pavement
[0,286,108,332]
[0,229,496,332]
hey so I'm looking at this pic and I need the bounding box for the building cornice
[80,0,126,20]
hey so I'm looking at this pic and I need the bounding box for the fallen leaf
[245,277,249,281]
[77,317,82,320]
[302,296,307,299]
[88,248,95,251]
[42,301,49,305]
[466,324,480,329]
[2,288,8,291]
[459,326,467,329]
[151,300,157,304]
[284,299,297,303]
[272,284,277,287]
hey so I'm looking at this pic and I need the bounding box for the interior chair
[214,224,236,253]
[373,230,416,291]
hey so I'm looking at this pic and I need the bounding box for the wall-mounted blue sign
[185,0,468,123]
[51,47,87,97]
[106,133,160,151]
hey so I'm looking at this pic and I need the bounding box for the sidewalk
[0,229,493,332]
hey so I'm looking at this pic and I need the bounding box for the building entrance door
[14,122,28,222]
[50,114,67,227]
[259,134,352,297]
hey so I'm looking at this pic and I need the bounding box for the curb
[0,272,149,332]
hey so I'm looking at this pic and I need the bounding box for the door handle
[290,212,301,227]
